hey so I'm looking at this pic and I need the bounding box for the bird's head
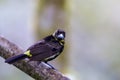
[53,29,65,44]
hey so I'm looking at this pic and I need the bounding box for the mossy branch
[0,36,70,80]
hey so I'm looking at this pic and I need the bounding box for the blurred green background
[0,0,120,80]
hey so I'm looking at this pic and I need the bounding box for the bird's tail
[5,54,28,64]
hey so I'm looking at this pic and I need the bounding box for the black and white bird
[5,29,65,66]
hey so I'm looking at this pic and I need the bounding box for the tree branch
[0,36,70,80]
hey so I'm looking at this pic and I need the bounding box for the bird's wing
[27,40,60,61]
[27,40,48,55]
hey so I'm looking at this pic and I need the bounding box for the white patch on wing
[45,52,60,61]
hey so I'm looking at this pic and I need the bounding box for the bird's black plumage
[5,29,65,64]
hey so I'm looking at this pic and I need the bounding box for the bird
[5,29,65,66]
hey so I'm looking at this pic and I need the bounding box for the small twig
[0,36,70,80]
